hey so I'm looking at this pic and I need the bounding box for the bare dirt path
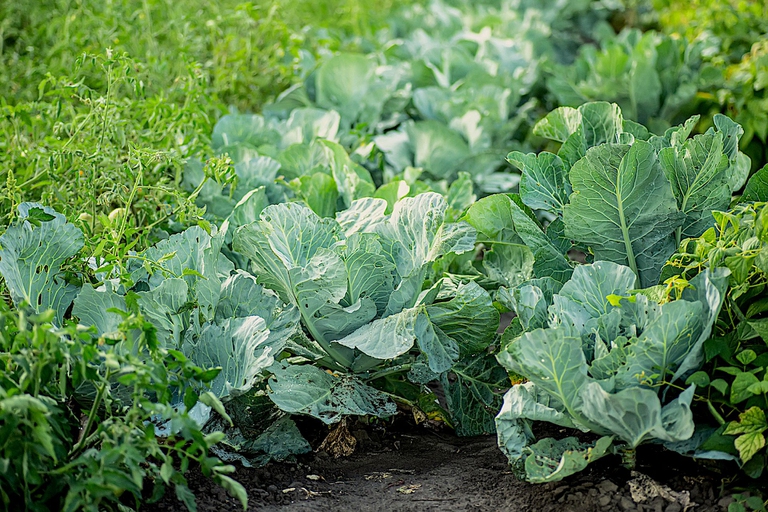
[148,423,733,512]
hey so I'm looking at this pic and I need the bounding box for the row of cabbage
[2,0,768,506]
[5,98,768,485]
[191,0,764,210]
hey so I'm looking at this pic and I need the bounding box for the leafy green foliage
[234,193,503,434]
[546,29,719,132]
[495,261,728,482]
[463,193,573,287]
[0,305,246,512]
[2,0,768,498]
[509,102,745,287]
[0,204,83,325]
[664,202,768,477]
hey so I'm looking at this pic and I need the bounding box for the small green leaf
[737,350,758,366]
[710,378,729,395]
[25,207,56,226]
[160,462,174,484]
[685,371,710,388]
[175,484,197,512]
[197,368,221,383]
[184,386,198,411]
[742,453,765,479]
[724,407,768,436]
[731,372,761,403]
[747,381,768,395]
[182,268,207,279]
[216,475,248,510]
[728,503,747,512]
[199,391,232,426]
[744,495,766,510]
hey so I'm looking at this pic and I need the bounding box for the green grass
[1,0,402,106]
[0,0,412,264]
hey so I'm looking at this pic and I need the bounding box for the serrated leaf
[174,484,197,512]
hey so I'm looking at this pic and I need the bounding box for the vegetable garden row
[2,0,768,510]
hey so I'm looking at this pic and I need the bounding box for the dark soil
[146,419,741,512]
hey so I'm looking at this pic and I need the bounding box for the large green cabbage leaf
[508,102,745,288]
[563,141,684,287]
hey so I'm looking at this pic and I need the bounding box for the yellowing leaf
[734,432,766,463]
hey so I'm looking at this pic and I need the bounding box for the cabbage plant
[233,192,505,435]
[508,101,749,287]
[495,261,729,482]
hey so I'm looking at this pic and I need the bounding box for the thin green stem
[364,364,413,382]
[98,59,114,152]
[69,369,112,458]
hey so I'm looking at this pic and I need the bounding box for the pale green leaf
[73,282,127,337]
[426,280,499,356]
[333,307,420,360]
[0,203,84,325]
[659,133,730,239]
[509,151,571,215]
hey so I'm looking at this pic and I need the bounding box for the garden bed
[148,420,732,512]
